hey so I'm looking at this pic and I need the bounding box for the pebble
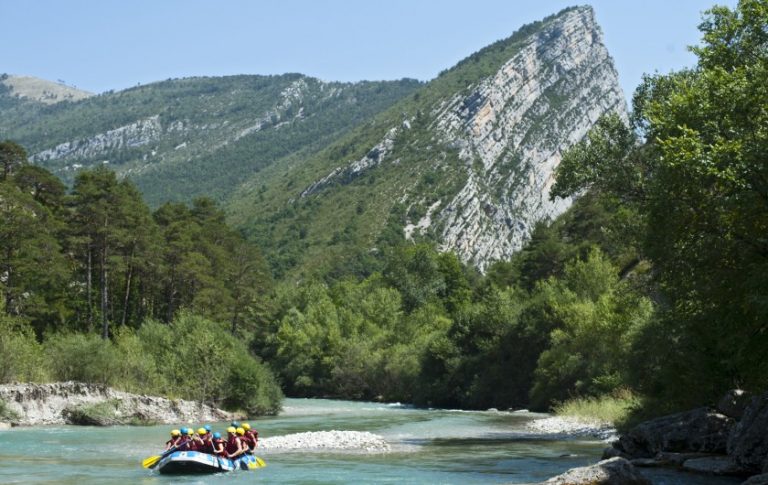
[260,430,391,453]
[526,416,617,441]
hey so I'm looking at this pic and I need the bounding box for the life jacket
[240,434,254,452]
[177,436,191,451]
[165,436,181,448]
[245,430,258,449]
[202,435,214,453]
[187,437,199,452]
[226,435,242,454]
[212,438,226,456]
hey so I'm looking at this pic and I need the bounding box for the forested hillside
[0,74,421,206]
[0,144,281,414]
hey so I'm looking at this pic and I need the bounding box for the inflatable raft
[156,450,264,474]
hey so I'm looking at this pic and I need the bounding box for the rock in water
[728,391,768,474]
[616,407,734,458]
[541,457,651,484]
[742,473,768,485]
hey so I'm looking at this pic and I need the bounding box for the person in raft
[191,428,208,452]
[225,426,246,459]
[211,432,226,457]
[165,429,182,450]
[241,423,258,453]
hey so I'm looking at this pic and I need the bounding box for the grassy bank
[553,390,639,427]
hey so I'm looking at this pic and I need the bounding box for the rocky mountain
[0,74,421,205]
[229,5,627,276]
[2,5,626,277]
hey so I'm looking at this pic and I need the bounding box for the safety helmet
[230,421,240,428]
[180,427,189,435]
[204,424,212,432]
[226,426,236,434]
[171,429,181,437]
[236,427,245,436]
[197,427,207,436]
[213,432,221,439]
[187,428,194,436]
[242,423,251,431]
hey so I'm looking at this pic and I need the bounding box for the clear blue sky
[0,0,736,100]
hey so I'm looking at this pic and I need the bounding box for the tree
[0,141,27,181]
[552,0,768,406]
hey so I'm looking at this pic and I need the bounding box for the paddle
[141,445,178,469]
[255,456,266,468]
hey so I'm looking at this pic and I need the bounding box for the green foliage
[529,249,653,409]
[550,0,768,410]
[0,399,19,422]
[0,313,50,383]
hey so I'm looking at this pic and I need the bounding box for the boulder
[655,451,719,466]
[718,390,751,420]
[681,456,745,475]
[742,473,768,485]
[541,457,651,485]
[602,446,630,460]
[616,407,734,458]
[728,392,768,474]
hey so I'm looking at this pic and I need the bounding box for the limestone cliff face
[0,381,240,426]
[431,6,626,268]
[295,6,627,271]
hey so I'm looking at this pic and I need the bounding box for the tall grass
[553,389,639,426]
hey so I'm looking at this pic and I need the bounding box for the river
[0,398,741,484]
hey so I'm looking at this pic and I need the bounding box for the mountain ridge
[228,5,627,276]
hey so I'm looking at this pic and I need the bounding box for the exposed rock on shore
[0,381,241,426]
[540,457,651,484]
[594,389,768,484]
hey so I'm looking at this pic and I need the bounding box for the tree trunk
[86,245,93,330]
[100,240,109,340]
[121,247,134,326]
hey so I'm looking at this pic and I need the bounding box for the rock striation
[297,6,626,271]
[0,381,240,426]
[431,6,626,269]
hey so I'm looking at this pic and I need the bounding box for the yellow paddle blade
[255,456,266,468]
[141,454,162,469]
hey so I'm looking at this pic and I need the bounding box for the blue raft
[156,450,264,474]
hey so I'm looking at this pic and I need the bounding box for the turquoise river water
[0,398,741,484]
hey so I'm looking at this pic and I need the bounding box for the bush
[0,315,49,383]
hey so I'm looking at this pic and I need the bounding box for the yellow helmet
[197,427,207,436]
[226,426,236,434]
[242,423,251,431]
[187,428,194,436]
[236,427,245,436]
[171,429,181,437]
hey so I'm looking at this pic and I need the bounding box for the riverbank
[0,381,241,426]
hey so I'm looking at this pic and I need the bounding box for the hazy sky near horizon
[0,0,737,99]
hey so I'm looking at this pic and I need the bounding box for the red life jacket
[177,436,191,451]
[212,438,226,456]
[226,435,241,454]
[245,430,258,448]
[187,438,200,452]
[240,434,254,451]
[165,436,181,448]
[202,435,214,453]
